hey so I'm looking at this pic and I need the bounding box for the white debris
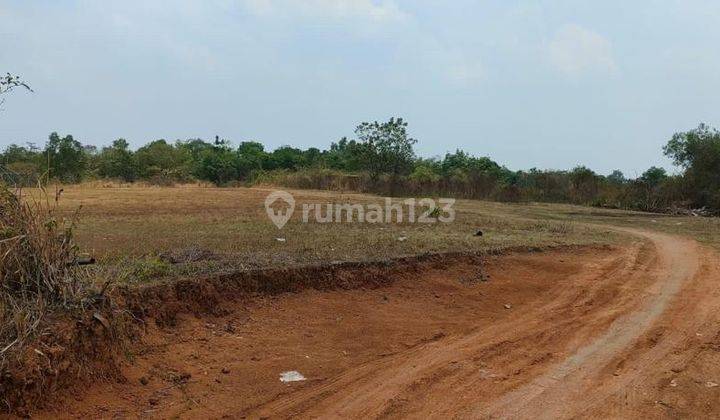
[398,236,407,242]
[280,371,306,383]
[706,381,719,388]
[504,304,512,309]
[669,379,678,387]
[276,238,286,242]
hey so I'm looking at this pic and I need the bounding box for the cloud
[241,0,408,22]
[548,24,617,77]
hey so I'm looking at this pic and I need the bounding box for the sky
[1,0,720,176]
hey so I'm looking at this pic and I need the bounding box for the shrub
[0,184,91,366]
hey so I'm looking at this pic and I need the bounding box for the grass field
[30,184,719,282]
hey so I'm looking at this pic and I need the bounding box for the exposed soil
[34,229,720,418]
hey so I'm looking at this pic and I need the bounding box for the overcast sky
[2,0,719,176]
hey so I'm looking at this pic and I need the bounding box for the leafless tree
[0,73,32,110]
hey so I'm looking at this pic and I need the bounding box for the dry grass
[19,184,629,282]
[24,183,718,284]
[490,201,720,251]
[0,185,95,366]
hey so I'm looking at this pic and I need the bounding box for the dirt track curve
[43,228,720,419]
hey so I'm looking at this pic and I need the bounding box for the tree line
[1,118,718,214]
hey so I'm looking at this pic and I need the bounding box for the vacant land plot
[13,184,720,419]
[34,184,637,280]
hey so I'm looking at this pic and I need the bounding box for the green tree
[569,166,600,203]
[409,160,441,183]
[326,137,368,171]
[607,170,626,185]
[2,144,40,164]
[135,139,191,181]
[664,123,720,208]
[196,142,238,186]
[640,166,668,188]
[355,117,417,194]
[97,138,138,181]
[45,132,87,182]
[303,147,323,167]
[236,141,266,179]
[268,146,305,170]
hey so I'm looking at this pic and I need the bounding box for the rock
[139,376,149,386]
[149,397,159,406]
[221,367,230,374]
[475,230,483,236]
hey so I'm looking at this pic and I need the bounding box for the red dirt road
[42,229,720,419]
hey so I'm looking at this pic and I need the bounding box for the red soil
[34,229,720,419]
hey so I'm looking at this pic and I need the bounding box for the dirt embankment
[14,229,720,419]
[4,249,496,416]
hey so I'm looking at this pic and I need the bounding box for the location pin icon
[265,190,295,229]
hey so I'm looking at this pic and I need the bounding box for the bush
[0,184,91,366]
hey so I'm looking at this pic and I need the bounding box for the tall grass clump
[0,183,89,366]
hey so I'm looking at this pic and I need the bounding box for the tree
[355,117,417,194]
[97,138,138,181]
[1,143,43,185]
[235,141,266,179]
[569,166,600,203]
[326,137,368,171]
[2,144,40,164]
[409,160,441,183]
[303,147,323,167]
[267,146,305,170]
[45,132,87,182]
[135,139,191,180]
[0,73,32,110]
[196,142,238,186]
[664,123,720,208]
[640,166,668,188]
[607,170,626,185]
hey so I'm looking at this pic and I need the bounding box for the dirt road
[43,229,720,418]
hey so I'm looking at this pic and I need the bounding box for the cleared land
[21,185,720,418]
[42,185,629,281]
